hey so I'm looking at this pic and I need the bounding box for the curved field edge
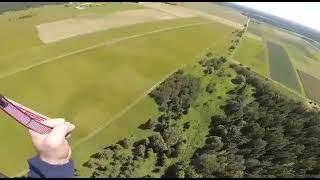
[1,21,237,176]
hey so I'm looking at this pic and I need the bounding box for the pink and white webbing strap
[0,95,52,134]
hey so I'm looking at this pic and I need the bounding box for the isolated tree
[229,45,235,50]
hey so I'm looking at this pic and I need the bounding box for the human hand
[28,118,75,165]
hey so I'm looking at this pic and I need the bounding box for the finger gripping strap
[0,95,52,134]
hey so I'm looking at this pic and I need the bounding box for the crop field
[140,2,245,30]
[1,2,320,177]
[78,54,239,177]
[0,2,145,56]
[0,3,238,176]
[247,21,263,36]
[281,37,317,60]
[239,21,320,99]
[36,9,181,43]
[233,34,269,76]
[182,2,247,24]
[0,17,211,79]
[298,70,320,104]
[266,41,302,94]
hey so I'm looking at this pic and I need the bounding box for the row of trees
[229,28,245,54]
[83,70,201,177]
[149,70,201,120]
[82,54,320,178]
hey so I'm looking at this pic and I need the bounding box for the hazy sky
[234,2,320,31]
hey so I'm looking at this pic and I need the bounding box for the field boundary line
[230,17,250,58]
[283,44,307,96]
[0,21,214,80]
[11,21,214,177]
[12,63,186,177]
[71,64,186,149]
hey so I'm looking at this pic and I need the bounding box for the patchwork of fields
[0,2,145,56]
[0,2,319,177]
[0,2,239,176]
[235,19,320,103]
[267,41,302,94]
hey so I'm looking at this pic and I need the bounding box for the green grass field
[266,41,302,94]
[0,3,237,175]
[233,34,269,76]
[0,2,145,57]
[243,21,320,99]
[78,56,239,177]
[247,21,263,36]
[0,17,211,79]
[280,37,317,60]
[1,2,319,177]
[298,70,320,103]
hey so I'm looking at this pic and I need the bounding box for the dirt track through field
[1,21,215,81]
[71,64,186,149]
[12,21,215,177]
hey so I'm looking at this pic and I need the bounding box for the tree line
[81,54,320,178]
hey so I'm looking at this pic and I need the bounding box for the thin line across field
[72,64,186,149]
[0,21,214,80]
[11,22,213,177]
[13,64,185,177]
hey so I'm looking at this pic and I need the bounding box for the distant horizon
[233,2,320,32]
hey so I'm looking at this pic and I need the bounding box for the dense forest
[80,52,320,178]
